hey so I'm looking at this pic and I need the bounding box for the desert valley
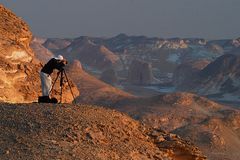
[0,3,240,160]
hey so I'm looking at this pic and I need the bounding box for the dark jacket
[41,58,65,75]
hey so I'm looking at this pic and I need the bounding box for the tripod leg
[49,71,61,96]
[60,71,64,103]
[63,70,77,104]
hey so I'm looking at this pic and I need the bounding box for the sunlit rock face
[0,4,38,102]
[0,4,33,62]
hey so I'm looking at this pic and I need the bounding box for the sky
[2,0,240,39]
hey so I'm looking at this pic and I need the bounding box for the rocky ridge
[45,34,233,86]
[0,103,206,160]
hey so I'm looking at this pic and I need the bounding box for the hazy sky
[2,0,240,39]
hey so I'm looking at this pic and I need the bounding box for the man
[39,55,67,102]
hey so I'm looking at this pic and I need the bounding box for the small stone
[169,133,177,139]
[51,140,57,144]
[156,136,165,143]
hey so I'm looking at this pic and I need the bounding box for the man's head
[54,55,68,65]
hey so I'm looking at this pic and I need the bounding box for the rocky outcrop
[128,60,154,85]
[162,38,188,49]
[0,4,38,102]
[184,38,207,45]
[0,103,206,160]
[0,4,33,61]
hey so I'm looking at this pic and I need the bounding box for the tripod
[49,69,76,104]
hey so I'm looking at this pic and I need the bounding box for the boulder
[128,60,154,85]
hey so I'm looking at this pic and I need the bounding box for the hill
[174,54,240,103]
[66,60,134,106]
[0,103,205,160]
[115,92,240,160]
[56,37,120,71]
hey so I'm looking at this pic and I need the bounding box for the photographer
[40,55,67,101]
